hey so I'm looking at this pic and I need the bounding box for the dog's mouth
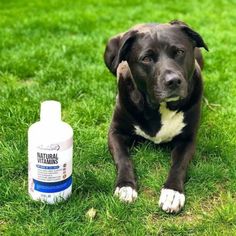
[146,87,188,108]
[159,88,188,102]
[159,91,185,102]
[147,94,185,108]
[147,94,183,109]
[163,96,181,102]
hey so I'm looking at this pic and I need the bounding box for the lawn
[0,0,236,235]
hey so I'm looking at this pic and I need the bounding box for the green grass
[0,0,236,235]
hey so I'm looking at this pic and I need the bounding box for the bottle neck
[40,119,62,126]
[40,100,62,123]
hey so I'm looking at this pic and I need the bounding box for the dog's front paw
[159,188,185,213]
[114,186,138,203]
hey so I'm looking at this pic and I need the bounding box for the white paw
[114,186,138,203]
[159,188,185,213]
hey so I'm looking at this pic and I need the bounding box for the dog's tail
[194,48,204,70]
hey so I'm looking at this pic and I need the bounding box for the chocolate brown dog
[104,20,208,213]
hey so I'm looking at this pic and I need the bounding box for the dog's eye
[175,49,185,57]
[142,56,153,63]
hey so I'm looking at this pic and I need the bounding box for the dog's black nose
[164,74,182,89]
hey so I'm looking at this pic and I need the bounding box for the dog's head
[104,20,208,107]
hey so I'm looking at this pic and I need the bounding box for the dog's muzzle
[161,72,187,101]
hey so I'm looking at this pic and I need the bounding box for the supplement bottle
[28,100,73,203]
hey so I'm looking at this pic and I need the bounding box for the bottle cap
[40,100,61,122]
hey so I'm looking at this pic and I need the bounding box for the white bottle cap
[40,100,61,122]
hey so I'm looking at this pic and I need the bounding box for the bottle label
[33,176,72,193]
[28,138,73,196]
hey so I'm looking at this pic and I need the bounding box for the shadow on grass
[72,170,112,197]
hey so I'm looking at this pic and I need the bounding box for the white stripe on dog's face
[134,103,186,144]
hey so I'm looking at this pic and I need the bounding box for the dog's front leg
[159,140,195,213]
[108,129,137,203]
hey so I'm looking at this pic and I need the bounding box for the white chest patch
[134,103,186,144]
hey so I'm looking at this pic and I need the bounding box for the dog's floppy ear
[170,20,208,51]
[104,30,138,76]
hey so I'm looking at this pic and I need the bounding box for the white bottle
[28,100,73,204]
